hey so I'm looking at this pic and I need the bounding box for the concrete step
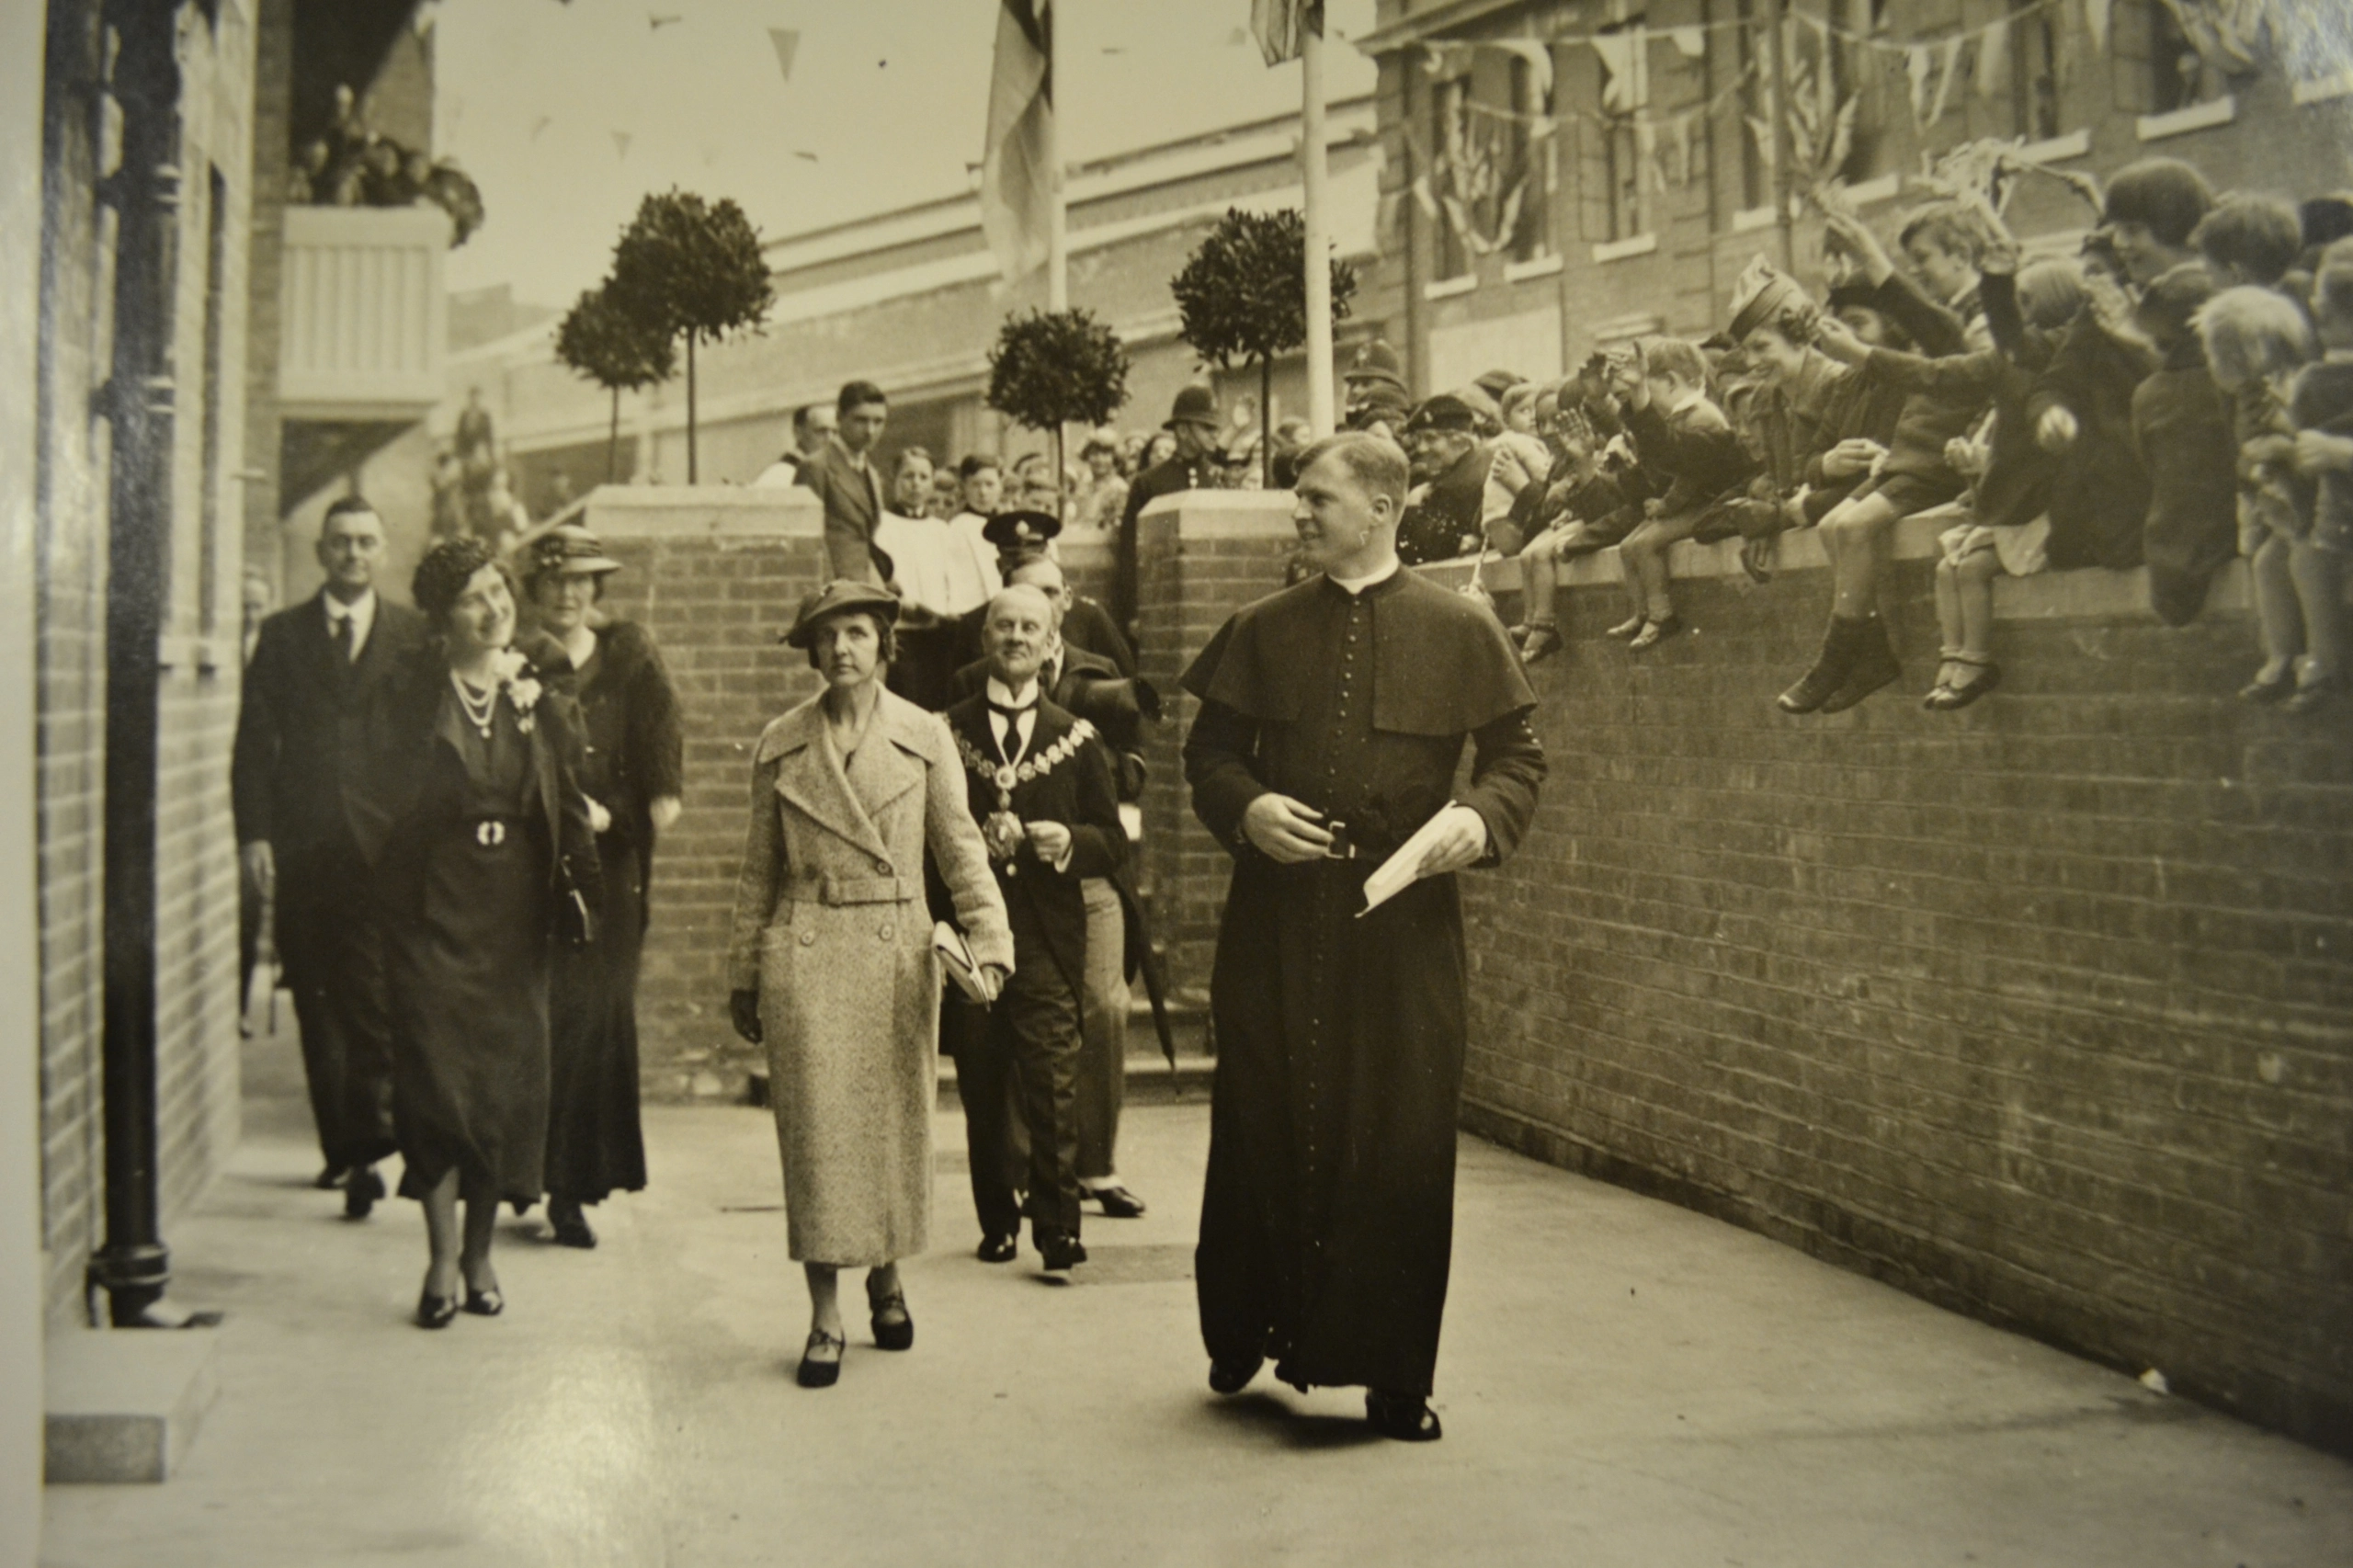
[45,1327,221,1484]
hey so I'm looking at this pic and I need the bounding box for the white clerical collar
[985,676,1040,710]
[1327,558,1402,597]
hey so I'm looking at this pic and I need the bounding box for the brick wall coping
[585,483,822,541]
[1139,489,1296,539]
[1415,504,2315,622]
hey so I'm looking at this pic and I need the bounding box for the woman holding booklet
[724,580,1013,1389]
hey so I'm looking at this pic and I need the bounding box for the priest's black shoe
[547,1198,596,1249]
[343,1165,384,1221]
[1207,1354,1263,1395]
[315,1164,350,1191]
[1364,1391,1443,1442]
[1038,1232,1087,1272]
[977,1231,1017,1264]
[1089,1184,1147,1218]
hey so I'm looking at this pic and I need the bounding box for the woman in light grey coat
[726,581,1012,1389]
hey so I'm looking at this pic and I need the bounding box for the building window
[1593,18,1648,244]
[2114,0,2228,115]
[1429,73,1472,281]
[1733,0,1768,213]
[2011,0,2063,141]
[1506,53,1554,264]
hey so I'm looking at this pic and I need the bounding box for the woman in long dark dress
[524,526,684,1249]
[362,537,600,1327]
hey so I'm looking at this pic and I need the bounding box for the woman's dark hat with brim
[526,524,622,579]
[780,579,902,647]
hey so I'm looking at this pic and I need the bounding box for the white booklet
[1357,803,1461,918]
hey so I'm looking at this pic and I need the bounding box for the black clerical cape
[1180,567,1543,1396]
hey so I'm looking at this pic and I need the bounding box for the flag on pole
[982,0,1053,283]
[1250,0,1322,68]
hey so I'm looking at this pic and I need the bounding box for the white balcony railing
[277,204,449,421]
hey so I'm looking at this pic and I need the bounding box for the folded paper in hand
[1357,802,1461,917]
[934,921,996,1003]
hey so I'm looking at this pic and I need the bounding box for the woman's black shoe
[1364,1391,1443,1442]
[797,1329,845,1388]
[415,1290,460,1330]
[867,1280,913,1351]
[547,1198,596,1249]
[1207,1355,1263,1395]
[976,1232,1017,1263]
[461,1286,504,1317]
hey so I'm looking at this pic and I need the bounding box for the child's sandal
[1925,657,2001,711]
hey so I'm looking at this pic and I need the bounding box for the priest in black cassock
[1179,431,1545,1443]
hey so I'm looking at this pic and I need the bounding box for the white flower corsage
[493,647,542,733]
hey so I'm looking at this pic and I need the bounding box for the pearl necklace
[451,670,499,739]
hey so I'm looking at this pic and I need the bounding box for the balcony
[276,203,449,422]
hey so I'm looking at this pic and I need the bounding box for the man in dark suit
[942,585,1125,1272]
[795,380,890,583]
[233,496,426,1218]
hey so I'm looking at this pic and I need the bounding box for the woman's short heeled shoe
[461,1286,504,1317]
[797,1328,846,1388]
[867,1283,913,1351]
[415,1290,460,1330]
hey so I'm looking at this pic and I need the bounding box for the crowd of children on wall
[290,83,484,245]
[1350,153,2353,721]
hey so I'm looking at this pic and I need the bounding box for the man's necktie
[987,701,1034,764]
[331,614,354,668]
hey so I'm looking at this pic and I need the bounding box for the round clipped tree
[553,282,677,483]
[1171,207,1357,483]
[607,188,775,483]
[984,308,1131,516]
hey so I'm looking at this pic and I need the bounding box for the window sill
[1591,233,1657,264]
[2136,95,2235,142]
[2293,70,2353,106]
[157,635,226,675]
[1503,253,1563,282]
[1423,274,1476,301]
[1731,204,1779,233]
[2015,128,2090,164]
[1589,312,1663,344]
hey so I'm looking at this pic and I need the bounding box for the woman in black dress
[524,526,684,1249]
[364,537,600,1328]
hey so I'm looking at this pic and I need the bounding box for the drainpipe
[87,0,215,1331]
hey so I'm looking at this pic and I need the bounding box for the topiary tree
[553,281,677,483]
[1171,208,1357,484]
[606,188,775,483]
[984,308,1131,517]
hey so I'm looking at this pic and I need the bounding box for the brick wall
[1448,538,2353,1454]
[1135,494,1302,1005]
[584,487,829,1100]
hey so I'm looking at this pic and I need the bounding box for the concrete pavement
[41,1028,2353,1568]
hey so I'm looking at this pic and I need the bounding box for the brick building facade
[1355,0,2353,392]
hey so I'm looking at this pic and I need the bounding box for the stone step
[45,1327,221,1484]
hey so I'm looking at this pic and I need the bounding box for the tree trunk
[685,332,699,484]
[1053,423,1067,523]
[1259,356,1273,488]
[607,387,620,483]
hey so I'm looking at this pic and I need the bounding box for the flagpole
[1301,15,1334,437]
[1046,6,1067,312]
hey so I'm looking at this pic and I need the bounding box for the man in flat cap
[1395,394,1493,565]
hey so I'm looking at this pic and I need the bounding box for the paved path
[42,1034,2353,1567]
